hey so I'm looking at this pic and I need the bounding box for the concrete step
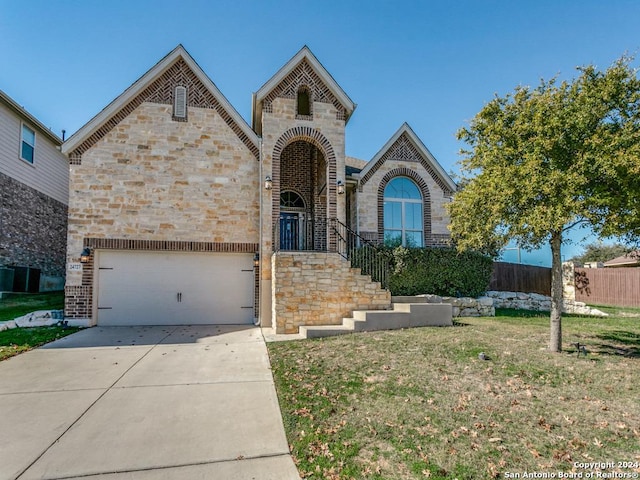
[299,324,354,339]
[392,295,431,304]
[348,310,413,330]
[299,303,453,339]
[395,303,453,327]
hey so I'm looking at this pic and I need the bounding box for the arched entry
[272,127,338,251]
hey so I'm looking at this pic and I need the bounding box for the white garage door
[96,251,255,326]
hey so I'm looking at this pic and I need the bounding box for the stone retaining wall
[485,291,607,316]
[414,291,607,317]
[415,294,495,317]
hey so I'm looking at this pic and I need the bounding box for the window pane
[405,202,423,229]
[400,178,421,199]
[384,179,400,198]
[22,125,35,145]
[384,201,402,229]
[384,230,402,247]
[21,142,34,163]
[406,231,424,248]
[385,177,421,199]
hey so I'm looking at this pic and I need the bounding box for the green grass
[0,291,79,361]
[268,310,640,479]
[0,326,80,361]
[0,291,64,321]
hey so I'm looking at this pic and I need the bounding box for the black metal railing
[332,219,391,289]
[272,216,390,288]
[274,215,328,252]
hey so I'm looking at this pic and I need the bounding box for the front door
[280,212,301,250]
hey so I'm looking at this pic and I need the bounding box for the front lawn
[0,326,80,361]
[0,291,64,321]
[0,292,78,361]
[267,310,640,479]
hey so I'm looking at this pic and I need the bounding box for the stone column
[562,261,577,302]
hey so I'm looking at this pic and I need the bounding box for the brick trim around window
[377,168,432,245]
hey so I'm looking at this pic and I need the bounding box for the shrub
[387,246,493,297]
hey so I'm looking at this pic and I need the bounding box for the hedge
[386,246,493,297]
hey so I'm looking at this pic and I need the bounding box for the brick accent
[377,168,432,245]
[69,58,259,163]
[360,131,454,196]
[280,141,314,213]
[263,59,346,121]
[85,238,257,253]
[272,252,391,334]
[279,140,333,250]
[0,171,67,277]
[64,239,259,320]
[65,286,92,319]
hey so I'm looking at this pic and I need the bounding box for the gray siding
[0,102,68,205]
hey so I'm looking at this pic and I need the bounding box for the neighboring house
[0,90,68,293]
[62,45,455,333]
[603,251,640,268]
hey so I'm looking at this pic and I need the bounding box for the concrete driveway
[0,325,300,480]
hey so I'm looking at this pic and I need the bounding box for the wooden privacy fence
[575,267,640,308]
[489,262,551,296]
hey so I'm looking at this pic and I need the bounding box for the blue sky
[2,0,638,266]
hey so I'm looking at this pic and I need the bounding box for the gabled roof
[63,45,260,158]
[251,46,356,134]
[0,89,62,145]
[359,123,456,194]
[603,251,640,268]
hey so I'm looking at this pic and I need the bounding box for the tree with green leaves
[449,56,640,352]
[569,242,633,264]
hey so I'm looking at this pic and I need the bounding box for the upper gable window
[296,87,311,117]
[20,124,36,164]
[173,86,187,121]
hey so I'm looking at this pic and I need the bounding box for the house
[0,89,68,293]
[603,251,640,268]
[62,45,455,333]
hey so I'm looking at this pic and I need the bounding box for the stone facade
[62,45,456,330]
[261,98,347,251]
[272,252,390,333]
[65,102,259,319]
[66,103,259,265]
[0,171,67,278]
[258,65,350,327]
[355,127,454,246]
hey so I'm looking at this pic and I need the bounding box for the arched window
[383,177,423,247]
[297,87,311,116]
[280,190,305,209]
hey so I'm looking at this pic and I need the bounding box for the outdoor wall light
[337,180,345,195]
[264,176,273,190]
[253,252,260,268]
[80,247,92,264]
